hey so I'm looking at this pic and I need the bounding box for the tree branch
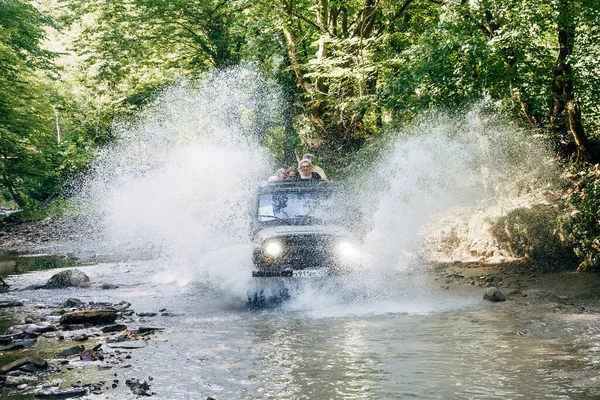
[289,9,321,31]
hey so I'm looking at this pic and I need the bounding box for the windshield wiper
[293,215,323,224]
[258,214,293,225]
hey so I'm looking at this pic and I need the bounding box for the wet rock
[80,349,104,361]
[59,324,85,331]
[101,324,127,333]
[0,357,48,374]
[483,287,506,302]
[0,334,14,344]
[5,370,25,376]
[46,269,90,288]
[107,341,147,349]
[115,301,132,312]
[4,374,39,386]
[136,327,164,335]
[56,345,85,358]
[125,378,153,396]
[73,334,89,341]
[137,312,157,317]
[34,388,89,399]
[59,310,117,325]
[83,281,119,289]
[102,282,119,289]
[0,343,27,351]
[19,363,46,373]
[5,322,57,335]
[0,277,9,291]
[60,298,83,308]
[160,312,183,317]
[0,299,23,308]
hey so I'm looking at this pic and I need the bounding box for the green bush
[563,166,600,271]
[490,204,577,269]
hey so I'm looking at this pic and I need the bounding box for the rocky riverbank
[0,217,64,256]
[0,269,166,398]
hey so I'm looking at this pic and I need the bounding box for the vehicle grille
[279,234,337,269]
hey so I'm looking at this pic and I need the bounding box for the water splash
[60,67,281,296]
[58,71,557,311]
[358,106,558,273]
[279,106,558,313]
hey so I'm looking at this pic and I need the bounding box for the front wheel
[246,285,291,309]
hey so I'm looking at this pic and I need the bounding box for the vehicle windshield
[257,190,346,224]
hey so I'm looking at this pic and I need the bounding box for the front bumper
[252,269,330,278]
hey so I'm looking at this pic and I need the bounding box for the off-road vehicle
[247,180,362,305]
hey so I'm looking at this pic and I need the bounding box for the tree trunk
[282,26,327,137]
[1,175,25,209]
[481,9,538,128]
[550,28,567,135]
[358,0,378,39]
[282,27,310,94]
[555,0,595,163]
[566,98,593,162]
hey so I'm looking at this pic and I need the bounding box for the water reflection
[251,317,382,399]
[245,306,600,400]
[0,254,76,278]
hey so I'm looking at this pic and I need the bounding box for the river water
[4,259,600,400]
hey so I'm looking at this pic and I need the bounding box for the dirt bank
[0,218,58,255]
[427,256,600,315]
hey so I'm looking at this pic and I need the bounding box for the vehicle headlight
[264,241,283,257]
[338,241,359,260]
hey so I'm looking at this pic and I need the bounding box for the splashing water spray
[60,68,558,311]
[289,106,559,313]
[60,68,278,297]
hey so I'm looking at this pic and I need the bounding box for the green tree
[0,0,57,207]
[267,0,446,159]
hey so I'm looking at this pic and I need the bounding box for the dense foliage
[563,166,600,271]
[1,0,600,269]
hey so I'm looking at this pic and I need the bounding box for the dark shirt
[299,172,321,180]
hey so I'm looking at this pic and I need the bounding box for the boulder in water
[60,298,83,308]
[101,324,127,333]
[46,269,90,288]
[0,357,48,374]
[56,345,85,358]
[0,299,23,308]
[59,310,117,325]
[80,349,104,361]
[5,322,57,335]
[0,277,9,292]
[483,287,506,302]
[126,378,153,396]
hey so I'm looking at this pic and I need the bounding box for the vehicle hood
[254,225,354,243]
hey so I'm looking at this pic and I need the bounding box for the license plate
[292,269,327,278]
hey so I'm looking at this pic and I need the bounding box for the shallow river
[3,260,600,400]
